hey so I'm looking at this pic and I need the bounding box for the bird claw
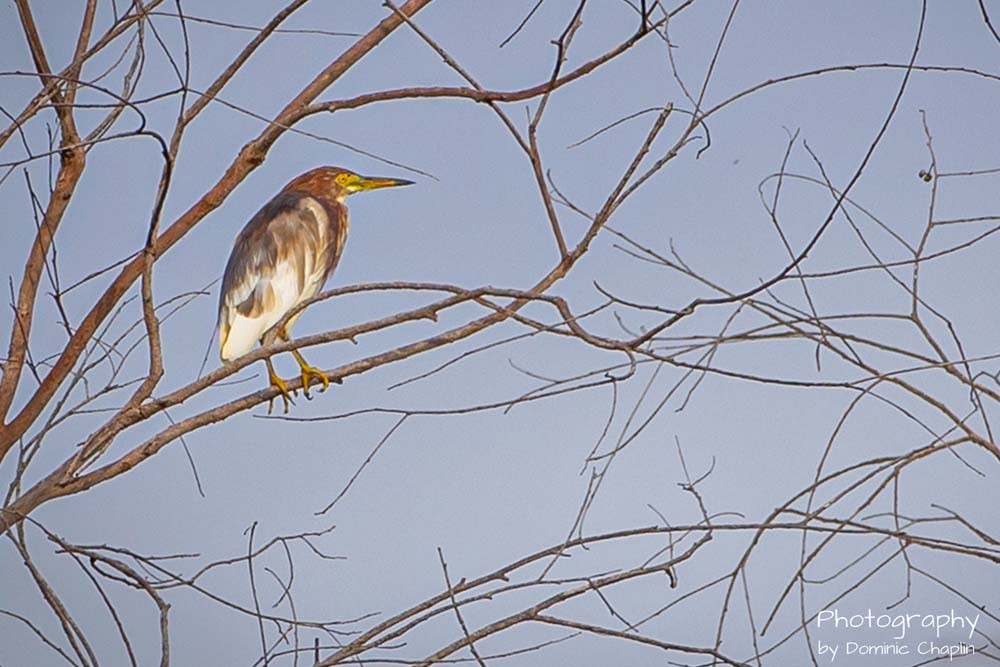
[267,372,296,414]
[300,365,331,400]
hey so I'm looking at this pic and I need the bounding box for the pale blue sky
[2,2,999,665]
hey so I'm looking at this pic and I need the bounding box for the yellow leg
[265,357,294,414]
[290,348,330,399]
[279,328,334,399]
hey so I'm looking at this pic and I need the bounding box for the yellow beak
[352,175,415,192]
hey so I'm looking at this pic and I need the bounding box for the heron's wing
[218,193,330,360]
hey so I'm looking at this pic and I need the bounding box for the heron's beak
[353,175,415,192]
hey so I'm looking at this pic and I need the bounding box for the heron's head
[284,166,414,202]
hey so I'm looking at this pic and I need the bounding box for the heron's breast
[294,197,347,298]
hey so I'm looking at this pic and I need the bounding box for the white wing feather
[220,261,302,360]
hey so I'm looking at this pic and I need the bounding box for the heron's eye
[335,173,352,185]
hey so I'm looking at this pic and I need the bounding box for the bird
[218,166,413,413]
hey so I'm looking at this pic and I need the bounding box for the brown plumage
[218,166,413,412]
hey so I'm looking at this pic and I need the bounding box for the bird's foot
[289,348,334,399]
[267,372,296,415]
[299,363,331,400]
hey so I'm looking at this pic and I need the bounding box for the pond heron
[218,166,413,413]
